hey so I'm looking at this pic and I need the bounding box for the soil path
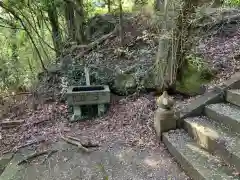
[2,140,188,180]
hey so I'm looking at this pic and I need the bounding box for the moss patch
[176,55,214,96]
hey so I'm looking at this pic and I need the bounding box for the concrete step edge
[163,129,239,180]
[205,103,240,133]
[226,89,240,107]
[184,116,240,172]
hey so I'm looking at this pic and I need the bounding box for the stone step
[184,116,240,172]
[162,129,239,180]
[205,103,240,133]
[226,89,240,107]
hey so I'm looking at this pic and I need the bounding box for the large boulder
[59,61,157,96]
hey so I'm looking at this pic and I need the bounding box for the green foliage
[225,0,240,6]
[0,0,141,93]
[176,55,214,95]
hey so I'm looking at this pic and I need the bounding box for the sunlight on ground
[115,147,165,169]
[143,157,161,168]
[115,148,135,161]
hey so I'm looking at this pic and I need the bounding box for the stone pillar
[154,107,176,139]
[154,91,177,139]
[70,106,82,122]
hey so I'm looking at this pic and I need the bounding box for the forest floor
[0,95,190,180]
[1,10,240,179]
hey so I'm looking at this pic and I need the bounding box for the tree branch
[0,24,23,30]
[0,1,47,71]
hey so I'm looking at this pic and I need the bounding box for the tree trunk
[75,0,85,44]
[118,0,123,46]
[11,27,20,84]
[153,0,199,91]
[64,1,76,41]
[107,0,111,12]
[175,0,198,82]
[47,2,62,58]
[155,0,164,11]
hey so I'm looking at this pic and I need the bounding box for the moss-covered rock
[176,56,214,96]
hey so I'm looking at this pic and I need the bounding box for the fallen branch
[61,135,89,152]
[75,25,119,60]
[18,149,57,165]
[7,139,46,154]
[32,119,50,126]
[66,135,100,148]
[0,119,25,129]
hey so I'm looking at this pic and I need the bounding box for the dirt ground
[2,139,189,180]
[0,94,190,180]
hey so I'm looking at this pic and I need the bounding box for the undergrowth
[176,54,214,95]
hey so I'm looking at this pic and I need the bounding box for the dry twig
[0,119,25,129]
[60,135,89,152]
[66,135,100,148]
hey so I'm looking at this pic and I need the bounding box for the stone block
[205,103,240,134]
[154,108,176,139]
[183,116,240,172]
[66,85,110,106]
[162,130,236,180]
[226,89,240,107]
[176,72,240,128]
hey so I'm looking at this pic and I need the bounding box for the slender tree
[46,0,62,58]
[107,0,111,12]
[64,1,76,41]
[75,0,85,44]
[118,0,123,46]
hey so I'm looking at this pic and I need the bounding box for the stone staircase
[163,87,240,179]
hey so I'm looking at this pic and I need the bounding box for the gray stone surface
[66,85,110,106]
[184,116,240,172]
[177,72,240,128]
[163,129,239,180]
[0,141,188,180]
[0,153,13,175]
[218,72,240,90]
[154,108,176,139]
[205,103,240,133]
[226,89,240,107]
[177,88,223,128]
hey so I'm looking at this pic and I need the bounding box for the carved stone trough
[66,85,110,121]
